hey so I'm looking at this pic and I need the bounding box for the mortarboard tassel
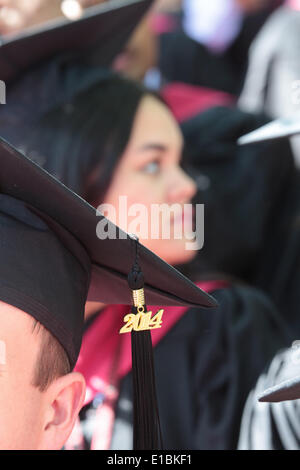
[121,235,163,450]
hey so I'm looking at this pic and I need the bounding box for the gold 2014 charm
[119,309,164,334]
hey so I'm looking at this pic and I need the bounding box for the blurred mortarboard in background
[258,375,300,402]
[238,113,300,145]
[0,0,153,148]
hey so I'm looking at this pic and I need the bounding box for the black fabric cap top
[0,194,91,369]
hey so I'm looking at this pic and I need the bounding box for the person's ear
[40,372,86,450]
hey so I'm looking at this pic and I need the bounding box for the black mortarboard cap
[0,0,153,83]
[238,114,300,145]
[258,375,300,402]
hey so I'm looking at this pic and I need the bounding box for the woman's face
[100,95,198,266]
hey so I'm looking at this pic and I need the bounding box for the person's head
[111,0,181,82]
[27,74,197,266]
[0,301,85,450]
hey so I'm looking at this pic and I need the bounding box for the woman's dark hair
[26,73,161,205]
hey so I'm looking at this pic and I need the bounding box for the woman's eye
[141,160,160,175]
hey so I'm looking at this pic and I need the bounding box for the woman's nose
[167,166,197,204]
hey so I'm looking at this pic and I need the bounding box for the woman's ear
[40,372,86,450]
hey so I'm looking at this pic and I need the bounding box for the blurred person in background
[237,341,300,449]
[112,11,159,85]
[174,102,300,339]
[182,0,271,54]
[0,0,109,36]
[19,72,292,450]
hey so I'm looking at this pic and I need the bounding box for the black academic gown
[102,285,291,450]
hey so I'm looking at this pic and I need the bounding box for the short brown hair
[31,320,71,392]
